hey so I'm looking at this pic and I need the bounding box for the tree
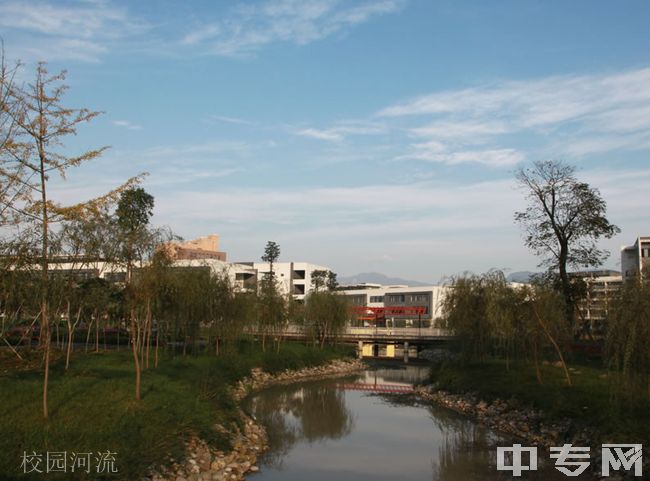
[114,187,156,400]
[514,160,619,327]
[261,241,280,279]
[606,278,650,401]
[0,42,25,227]
[2,63,108,419]
[311,269,339,292]
[303,290,348,348]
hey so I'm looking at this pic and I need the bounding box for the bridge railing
[245,325,453,339]
[345,326,452,338]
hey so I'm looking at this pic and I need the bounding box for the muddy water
[245,365,593,480]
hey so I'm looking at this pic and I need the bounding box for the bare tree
[514,160,619,327]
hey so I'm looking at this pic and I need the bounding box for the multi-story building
[621,236,650,281]
[337,284,449,328]
[237,262,332,301]
[571,270,622,335]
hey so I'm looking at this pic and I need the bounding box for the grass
[0,341,354,481]
[428,358,650,444]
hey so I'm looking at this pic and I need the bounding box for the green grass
[429,359,650,444]
[0,342,353,481]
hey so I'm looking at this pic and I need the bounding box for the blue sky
[2,0,649,282]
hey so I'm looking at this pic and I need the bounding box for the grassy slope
[429,359,650,444]
[0,342,352,481]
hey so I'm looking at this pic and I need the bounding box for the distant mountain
[506,271,539,283]
[338,272,431,287]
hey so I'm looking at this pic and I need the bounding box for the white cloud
[296,128,344,142]
[399,147,524,167]
[0,0,147,63]
[295,120,387,142]
[112,119,142,130]
[378,67,650,135]
[180,0,405,56]
[208,115,256,126]
[410,120,508,141]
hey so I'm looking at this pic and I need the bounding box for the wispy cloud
[377,67,650,159]
[112,119,142,130]
[295,120,387,142]
[180,0,405,56]
[208,115,257,126]
[0,0,147,62]
[293,65,650,167]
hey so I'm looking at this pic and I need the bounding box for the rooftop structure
[621,236,650,281]
[166,234,227,261]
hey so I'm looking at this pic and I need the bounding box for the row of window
[384,294,430,303]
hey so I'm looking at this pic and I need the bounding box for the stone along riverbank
[413,385,649,479]
[146,358,365,481]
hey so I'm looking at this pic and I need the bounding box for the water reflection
[246,365,596,481]
[247,381,354,468]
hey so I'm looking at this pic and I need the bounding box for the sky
[1,0,649,283]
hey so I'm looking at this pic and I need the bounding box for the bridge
[335,382,414,394]
[258,325,454,362]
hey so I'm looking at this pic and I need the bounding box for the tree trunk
[65,301,72,370]
[95,309,99,353]
[533,307,571,386]
[533,340,543,385]
[155,326,159,368]
[131,311,141,401]
[42,300,50,419]
[38,105,51,419]
[558,243,575,328]
[145,298,151,369]
[85,318,92,353]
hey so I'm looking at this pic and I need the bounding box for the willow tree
[2,63,109,419]
[514,160,619,327]
[606,278,650,401]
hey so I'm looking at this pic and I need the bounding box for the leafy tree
[114,187,160,400]
[304,290,348,348]
[311,269,339,292]
[441,273,491,363]
[442,270,572,383]
[514,160,619,327]
[1,63,109,419]
[258,241,284,351]
[261,241,280,279]
[522,282,573,385]
[606,278,650,401]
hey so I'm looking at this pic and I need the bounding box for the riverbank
[419,360,650,477]
[0,343,356,481]
[147,358,365,481]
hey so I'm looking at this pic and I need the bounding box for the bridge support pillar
[358,341,363,359]
[403,341,409,363]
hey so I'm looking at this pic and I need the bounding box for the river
[244,364,595,480]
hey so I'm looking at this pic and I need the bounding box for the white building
[246,262,332,300]
[338,284,450,328]
[571,270,622,335]
[621,236,650,281]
